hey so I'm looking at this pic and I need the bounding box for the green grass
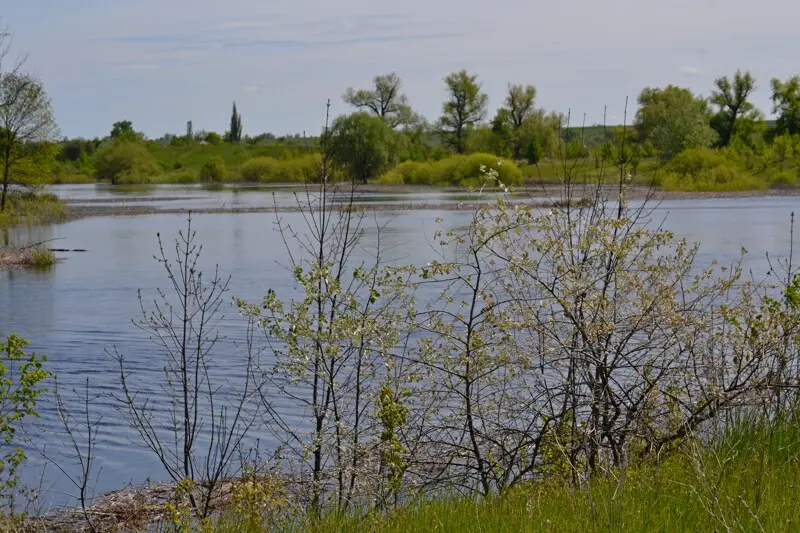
[29,247,56,267]
[0,191,67,229]
[209,415,800,532]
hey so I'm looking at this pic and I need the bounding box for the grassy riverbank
[24,414,800,532]
[209,415,800,533]
[52,142,800,193]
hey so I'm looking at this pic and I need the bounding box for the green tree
[343,73,416,129]
[0,73,57,211]
[491,84,549,159]
[467,124,511,157]
[93,140,159,184]
[439,70,488,154]
[395,119,433,161]
[227,102,242,143]
[771,75,800,136]
[203,131,222,145]
[59,138,97,163]
[110,120,139,141]
[327,112,394,183]
[635,85,716,157]
[710,70,761,147]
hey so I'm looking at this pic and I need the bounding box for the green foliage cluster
[93,140,160,184]
[648,141,800,191]
[0,335,50,505]
[0,190,66,229]
[327,112,395,182]
[198,156,226,182]
[659,147,765,191]
[376,153,523,187]
[240,155,318,183]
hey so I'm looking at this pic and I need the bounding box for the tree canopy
[439,70,488,154]
[0,73,57,210]
[327,112,395,183]
[710,70,761,147]
[490,84,555,159]
[635,85,716,157]
[110,120,139,141]
[343,73,417,129]
[771,76,800,136]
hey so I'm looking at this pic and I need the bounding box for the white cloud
[679,65,704,77]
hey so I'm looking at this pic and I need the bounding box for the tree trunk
[1,158,9,212]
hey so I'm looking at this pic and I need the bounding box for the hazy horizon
[4,0,799,139]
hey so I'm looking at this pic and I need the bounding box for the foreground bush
[93,141,160,184]
[376,153,523,186]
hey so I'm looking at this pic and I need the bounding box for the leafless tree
[113,215,265,519]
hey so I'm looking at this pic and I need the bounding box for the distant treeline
[4,48,800,191]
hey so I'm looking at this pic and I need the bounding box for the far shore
[58,184,800,222]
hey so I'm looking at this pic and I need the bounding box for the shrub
[766,168,799,188]
[240,157,278,183]
[453,153,523,187]
[378,161,435,185]
[198,157,227,182]
[661,147,765,191]
[240,156,317,183]
[169,170,198,184]
[376,154,523,187]
[93,141,159,184]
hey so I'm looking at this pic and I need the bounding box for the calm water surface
[0,187,796,507]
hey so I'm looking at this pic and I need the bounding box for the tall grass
[209,414,800,532]
[0,191,67,229]
[0,246,56,268]
[30,247,56,267]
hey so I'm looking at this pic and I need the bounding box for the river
[0,184,796,508]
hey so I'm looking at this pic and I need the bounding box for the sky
[3,0,800,139]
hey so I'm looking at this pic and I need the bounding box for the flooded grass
[0,246,57,268]
[0,191,68,229]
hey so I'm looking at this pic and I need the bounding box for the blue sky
[4,0,800,139]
